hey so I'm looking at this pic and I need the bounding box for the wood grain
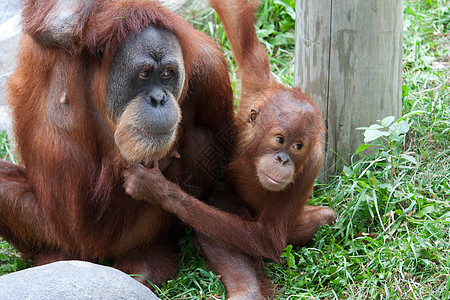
[295,0,403,178]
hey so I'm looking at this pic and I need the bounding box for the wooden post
[294,0,403,178]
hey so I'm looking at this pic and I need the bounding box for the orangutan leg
[288,205,337,246]
[0,160,59,260]
[195,232,273,300]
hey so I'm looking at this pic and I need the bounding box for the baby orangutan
[124,0,337,298]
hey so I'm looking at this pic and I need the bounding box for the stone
[0,0,21,133]
[160,0,208,14]
[0,260,160,300]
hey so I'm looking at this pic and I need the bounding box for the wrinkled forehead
[114,26,183,62]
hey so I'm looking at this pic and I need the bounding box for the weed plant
[0,0,449,298]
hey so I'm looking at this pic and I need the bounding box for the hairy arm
[23,0,96,51]
[208,0,274,94]
[123,165,285,261]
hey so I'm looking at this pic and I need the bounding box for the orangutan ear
[247,108,260,124]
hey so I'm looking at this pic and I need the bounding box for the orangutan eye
[161,69,174,79]
[274,135,285,144]
[139,69,150,79]
[292,143,303,151]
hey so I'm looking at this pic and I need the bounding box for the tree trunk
[294,0,403,179]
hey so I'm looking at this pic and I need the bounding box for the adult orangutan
[124,0,337,298]
[0,0,234,287]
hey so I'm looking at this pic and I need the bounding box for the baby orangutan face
[255,132,308,191]
[248,93,321,192]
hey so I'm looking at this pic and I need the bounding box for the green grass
[1,0,449,298]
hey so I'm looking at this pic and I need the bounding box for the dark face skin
[107,26,186,164]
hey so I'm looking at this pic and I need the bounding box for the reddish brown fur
[0,0,234,287]
[124,0,336,298]
[203,1,337,297]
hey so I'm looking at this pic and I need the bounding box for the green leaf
[397,120,410,135]
[400,153,417,164]
[397,110,426,122]
[355,144,374,154]
[389,121,410,139]
[343,165,353,177]
[402,84,410,98]
[271,33,293,46]
[364,129,390,143]
[279,19,294,31]
[380,116,396,128]
[286,7,296,20]
[415,205,436,218]
[281,245,298,271]
[367,124,384,130]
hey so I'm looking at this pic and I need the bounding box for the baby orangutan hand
[123,162,168,204]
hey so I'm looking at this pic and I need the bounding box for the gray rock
[0,260,160,300]
[0,0,21,133]
[0,0,21,108]
[0,0,21,22]
[160,0,208,14]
